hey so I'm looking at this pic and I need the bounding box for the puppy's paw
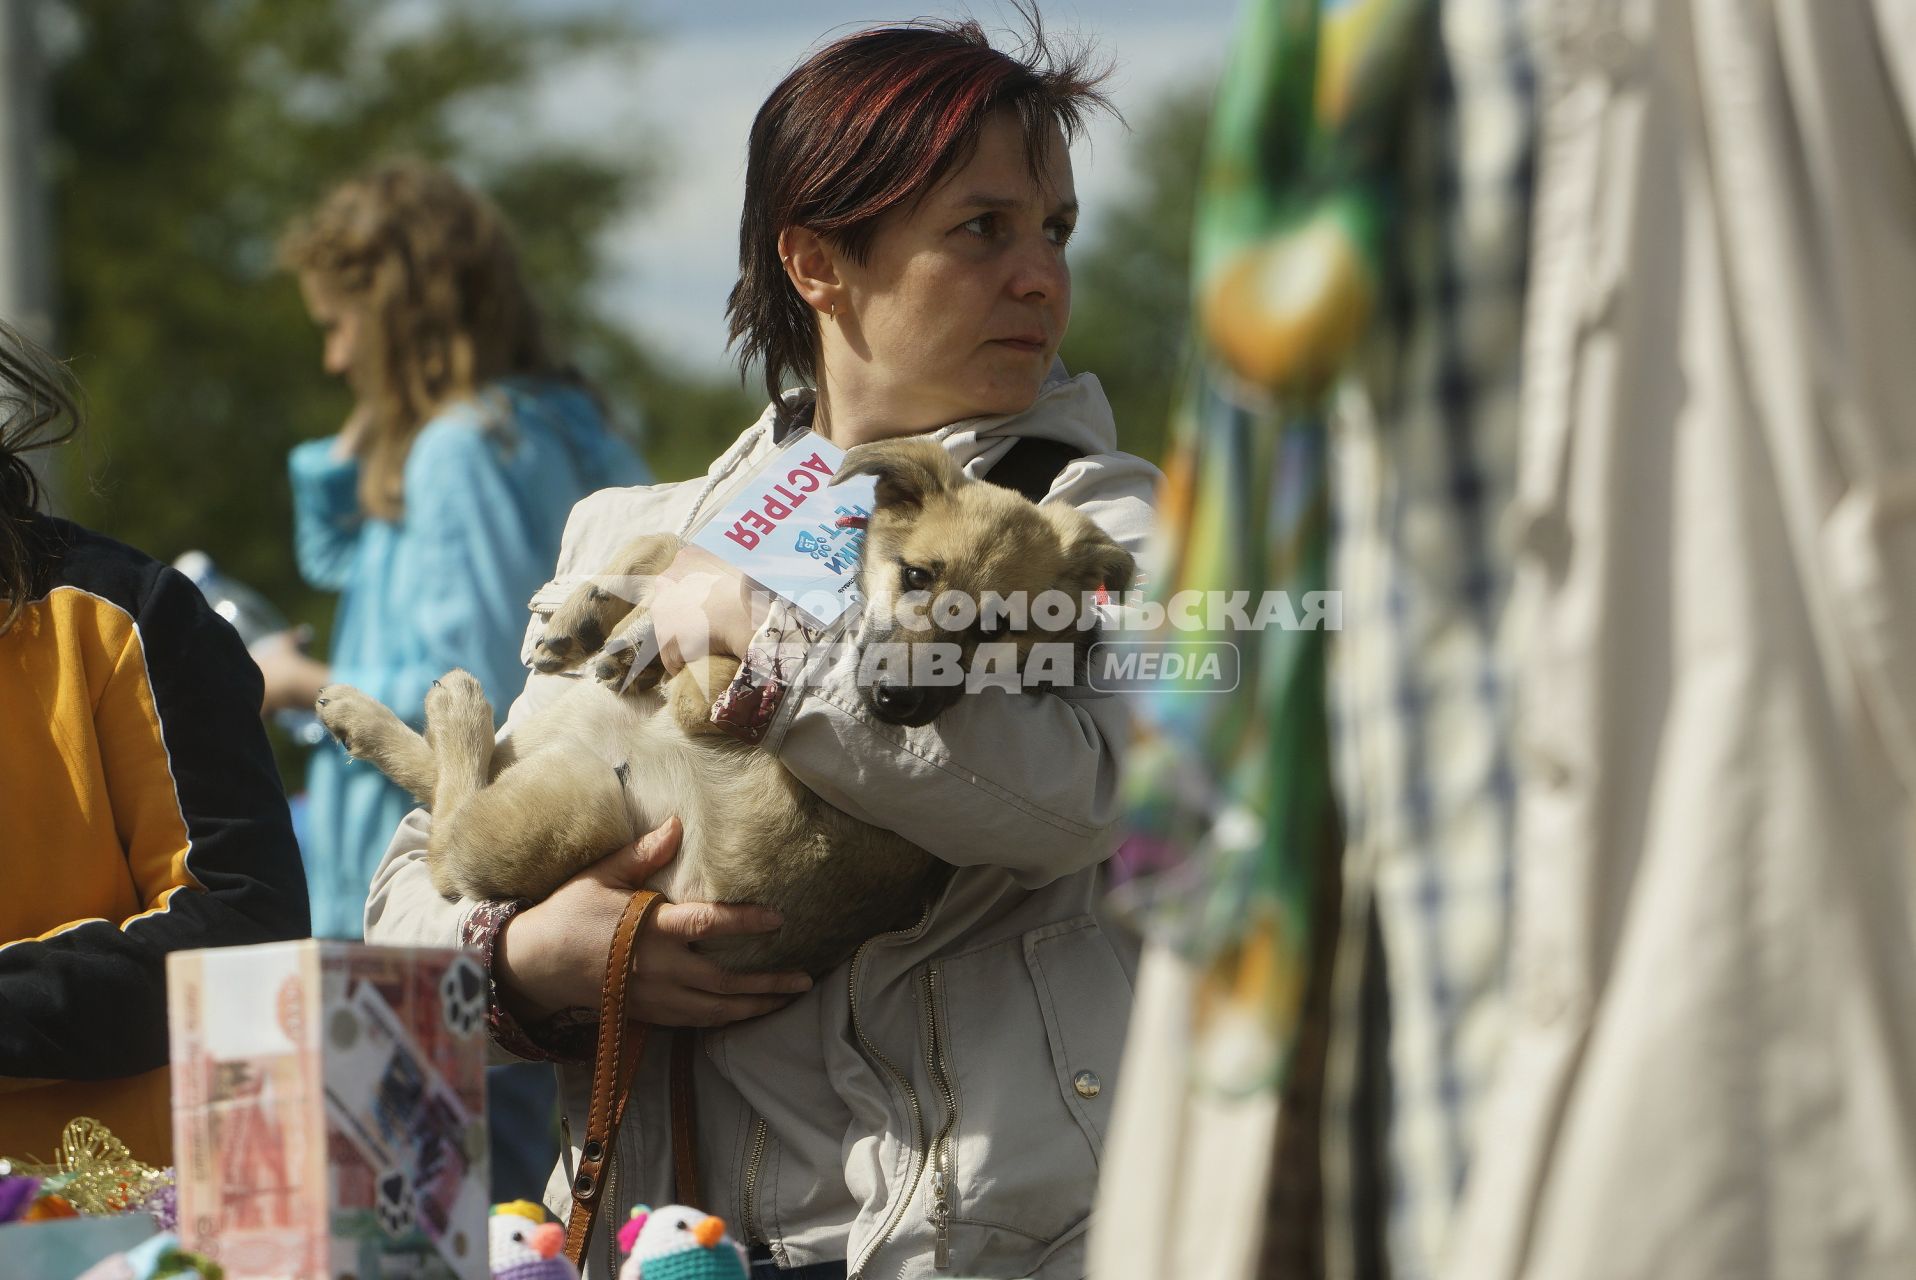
[592,637,638,688]
[667,656,741,735]
[423,669,491,736]
[535,535,681,673]
[315,685,396,759]
[593,614,664,693]
[534,583,626,672]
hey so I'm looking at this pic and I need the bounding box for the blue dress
[289,378,649,939]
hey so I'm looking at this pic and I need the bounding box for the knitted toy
[490,1200,578,1280]
[615,1204,750,1280]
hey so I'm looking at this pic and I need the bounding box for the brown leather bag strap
[563,887,665,1267]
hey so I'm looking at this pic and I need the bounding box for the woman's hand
[329,403,375,460]
[648,546,771,675]
[254,630,332,714]
[494,816,812,1032]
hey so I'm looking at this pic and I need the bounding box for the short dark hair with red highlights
[726,10,1113,415]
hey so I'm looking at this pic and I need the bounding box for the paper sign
[686,433,878,628]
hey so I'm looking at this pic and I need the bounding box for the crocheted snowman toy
[490,1200,579,1280]
[615,1204,750,1280]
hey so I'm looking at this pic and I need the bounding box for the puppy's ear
[1060,518,1136,597]
[834,439,960,511]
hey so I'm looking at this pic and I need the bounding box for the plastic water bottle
[172,551,330,747]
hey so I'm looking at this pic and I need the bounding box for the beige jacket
[364,372,1160,1279]
[1449,2,1916,1276]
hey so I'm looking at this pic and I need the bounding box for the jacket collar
[719,365,1117,484]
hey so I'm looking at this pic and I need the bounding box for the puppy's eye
[901,564,933,592]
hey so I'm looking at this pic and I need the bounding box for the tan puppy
[314,438,1134,974]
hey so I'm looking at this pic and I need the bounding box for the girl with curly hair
[266,161,649,941]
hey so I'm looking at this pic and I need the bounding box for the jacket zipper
[921,963,959,1270]
[846,911,934,1279]
[603,1131,621,1280]
[560,1075,624,1277]
[741,1113,771,1251]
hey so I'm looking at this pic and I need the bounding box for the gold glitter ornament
[5,1117,173,1216]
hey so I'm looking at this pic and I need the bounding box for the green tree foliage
[1058,80,1215,467]
[45,0,754,638]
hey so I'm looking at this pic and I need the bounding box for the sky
[516,1,1238,374]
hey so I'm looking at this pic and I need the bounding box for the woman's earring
[829,303,838,323]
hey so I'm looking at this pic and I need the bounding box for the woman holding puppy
[367,18,1157,1278]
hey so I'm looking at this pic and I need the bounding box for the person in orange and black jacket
[0,322,310,1165]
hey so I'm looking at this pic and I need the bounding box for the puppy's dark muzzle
[864,681,960,728]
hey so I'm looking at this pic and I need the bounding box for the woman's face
[826,110,1077,430]
[299,272,363,382]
